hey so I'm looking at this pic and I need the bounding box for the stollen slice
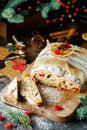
[1,77,18,105]
[19,72,42,106]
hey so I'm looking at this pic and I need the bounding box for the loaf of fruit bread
[30,42,87,92]
[19,72,42,106]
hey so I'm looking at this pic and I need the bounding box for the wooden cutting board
[0,63,87,123]
[1,81,87,123]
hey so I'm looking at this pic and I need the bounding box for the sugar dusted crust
[30,42,87,92]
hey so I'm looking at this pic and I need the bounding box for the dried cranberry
[0,115,5,121]
[4,122,13,129]
[25,111,31,116]
[54,105,63,111]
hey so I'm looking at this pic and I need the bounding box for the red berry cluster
[0,115,12,129]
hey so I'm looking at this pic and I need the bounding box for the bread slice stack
[19,72,42,106]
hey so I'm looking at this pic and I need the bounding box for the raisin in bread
[30,42,87,92]
[19,72,42,106]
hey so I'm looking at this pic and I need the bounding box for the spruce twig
[79,96,87,106]
[76,105,87,120]
[6,109,32,128]
[76,96,87,120]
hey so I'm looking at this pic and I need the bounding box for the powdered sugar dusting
[39,85,64,104]
[31,115,53,130]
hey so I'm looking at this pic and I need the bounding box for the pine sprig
[76,96,87,120]
[76,105,87,120]
[78,96,87,106]
[7,14,24,23]
[6,109,32,128]
[1,0,27,23]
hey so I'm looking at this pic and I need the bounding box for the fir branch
[1,8,15,19]
[76,105,87,120]
[6,109,32,128]
[79,96,87,106]
[1,0,28,23]
[7,14,24,23]
[75,96,87,120]
[39,0,60,18]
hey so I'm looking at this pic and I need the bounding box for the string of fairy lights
[1,0,87,27]
[45,0,87,26]
[17,0,87,27]
[56,0,87,25]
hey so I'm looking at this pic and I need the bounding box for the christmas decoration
[37,0,61,18]
[0,0,60,23]
[0,0,87,26]
[78,96,87,106]
[6,109,31,128]
[76,96,87,120]
[41,0,87,27]
[0,0,28,23]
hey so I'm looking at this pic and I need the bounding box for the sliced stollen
[31,70,80,91]
[19,72,42,106]
[30,42,87,92]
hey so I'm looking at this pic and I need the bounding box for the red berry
[0,115,5,121]
[54,105,63,111]
[54,50,61,55]
[39,73,45,77]
[4,122,13,129]
[25,111,31,116]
